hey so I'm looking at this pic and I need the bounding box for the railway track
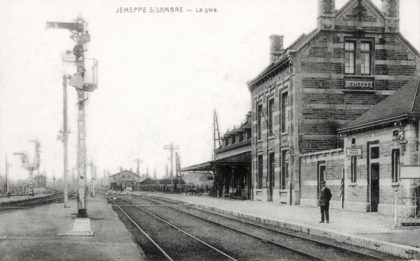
[137,195,395,259]
[111,194,401,260]
[0,192,77,213]
[109,197,242,261]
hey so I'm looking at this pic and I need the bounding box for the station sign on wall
[344,78,374,89]
[346,148,362,156]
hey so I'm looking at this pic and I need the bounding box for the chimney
[381,0,399,32]
[318,0,335,30]
[269,35,284,64]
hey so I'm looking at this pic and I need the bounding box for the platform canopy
[181,152,251,172]
[181,161,214,172]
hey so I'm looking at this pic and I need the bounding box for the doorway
[370,163,380,212]
[317,161,326,198]
[367,142,380,212]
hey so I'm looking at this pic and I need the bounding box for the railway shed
[182,113,252,199]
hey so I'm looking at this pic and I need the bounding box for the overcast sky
[1,0,419,181]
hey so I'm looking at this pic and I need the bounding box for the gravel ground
[114,196,319,260]
[124,195,399,260]
[129,191,420,247]
[0,195,146,261]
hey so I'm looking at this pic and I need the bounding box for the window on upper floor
[345,41,355,74]
[239,133,244,142]
[360,42,372,75]
[232,135,236,144]
[268,98,274,136]
[345,39,374,75]
[257,104,262,140]
[281,92,288,133]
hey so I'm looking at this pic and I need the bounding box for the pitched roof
[110,170,139,177]
[248,0,420,90]
[222,112,251,139]
[248,29,318,88]
[339,78,420,132]
[336,0,385,21]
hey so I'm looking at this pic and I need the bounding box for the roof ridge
[410,79,420,112]
[335,0,385,21]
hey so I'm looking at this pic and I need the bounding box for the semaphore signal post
[46,16,98,218]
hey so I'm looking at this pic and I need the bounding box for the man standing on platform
[319,181,332,223]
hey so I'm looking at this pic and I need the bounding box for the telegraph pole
[62,75,70,208]
[5,156,9,194]
[164,143,179,192]
[92,164,96,197]
[134,158,142,180]
[213,110,222,160]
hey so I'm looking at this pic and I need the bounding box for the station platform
[127,191,420,260]
[0,193,52,204]
[0,195,145,261]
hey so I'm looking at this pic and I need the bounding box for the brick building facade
[248,0,420,204]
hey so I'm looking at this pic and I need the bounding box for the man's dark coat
[319,187,332,206]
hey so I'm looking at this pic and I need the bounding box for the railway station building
[248,0,420,207]
[109,169,140,191]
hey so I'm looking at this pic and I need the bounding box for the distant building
[109,170,140,190]
[33,175,47,189]
[139,177,157,185]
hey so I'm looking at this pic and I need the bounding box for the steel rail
[109,204,182,207]
[0,192,77,213]
[143,195,387,260]
[134,195,386,261]
[121,196,323,261]
[116,197,239,261]
[108,197,174,261]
